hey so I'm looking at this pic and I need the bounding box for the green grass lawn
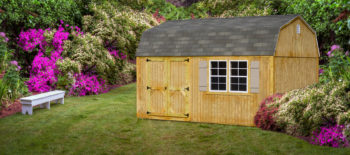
[0,83,350,154]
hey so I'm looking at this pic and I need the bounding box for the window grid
[209,60,227,92]
[229,60,248,93]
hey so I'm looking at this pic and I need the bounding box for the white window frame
[209,60,227,92]
[229,60,248,93]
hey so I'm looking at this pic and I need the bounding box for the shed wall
[275,18,319,57]
[137,56,274,126]
[274,57,319,93]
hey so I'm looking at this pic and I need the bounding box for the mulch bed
[0,100,22,118]
[0,81,136,119]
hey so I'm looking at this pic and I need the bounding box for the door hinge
[146,86,151,90]
[146,58,151,62]
[147,111,151,114]
[184,58,189,62]
[184,113,189,117]
[164,86,167,90]
[184,87,190,91]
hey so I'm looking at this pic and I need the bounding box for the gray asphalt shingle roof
[136,15,299,57]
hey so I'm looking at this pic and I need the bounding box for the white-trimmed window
[229,60,248,92]
[209,60,227,92]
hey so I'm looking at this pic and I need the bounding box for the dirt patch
[0,100,22,118]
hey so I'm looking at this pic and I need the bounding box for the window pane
[231,69,238,76]
[239,77,247,84]
[239,69,247,76]
[231,84,239,91]
[231,77,238,83]
[231,61,238,68]
[239,61,247,68]
[219,84,226,90]
[219,77,226,83]
[211,77,218,83]
[219,69,226,75]
[239,84,247,91]
[211,61,218,68]
[219,62,226,68]
[211,69,218,75]
[211,84,218,90]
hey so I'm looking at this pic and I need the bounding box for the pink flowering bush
[311,125,349,148]
[18,29,47,52]
[17,20,128,96]
[109,49,127,60]
[68,73,107,96]
[23,24,69,92]
[254,94,283,131]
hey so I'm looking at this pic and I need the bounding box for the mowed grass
[0,83,350,154]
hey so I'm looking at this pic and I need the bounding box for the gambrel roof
[136,15,308,57]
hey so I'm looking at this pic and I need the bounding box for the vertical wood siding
[274,57,319,93]
[137,56,274,126]
[275,18,319,58]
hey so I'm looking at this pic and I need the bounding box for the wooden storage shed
[136,15,319,126]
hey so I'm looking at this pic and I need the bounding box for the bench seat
[20,90,65,115]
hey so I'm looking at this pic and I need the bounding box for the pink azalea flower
[327,51,332,57]
[330,45,340,51]
[319,69,324,74]
[0,32,5,38]
[10,60,18,66]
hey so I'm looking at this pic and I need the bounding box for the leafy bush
[2,61,28,102]
[0,80,7,110]
[198,0,274,17]
[320,45,350,83]
[82,2,158,59]
[254,94,283,131]
[68,73,107,96]
[311,124,349,148]
[0,32,9,72]
[273,81,350,136]
[0,0,89,40]
[61,33,120,85]
[17,21,117,96]
[22,24,70,92]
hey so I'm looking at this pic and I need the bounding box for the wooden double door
[145,57,191,118]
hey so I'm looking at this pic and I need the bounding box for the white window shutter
[250,61,259,93]
[199,61,207,91]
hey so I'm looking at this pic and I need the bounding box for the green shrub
[198,0,274,17]
[0,80,7,111]
[60,33,120,85]
[0,32,9,72]
[273,81,350,136]
[320,45,350,83]
[117,62,136,85]
[82,2,158,59]
[0,0,89,39]
[2,62,28,102]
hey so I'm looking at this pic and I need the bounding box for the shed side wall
[275,18,319,57]
[274,57,319,93]
[137,56,274,126]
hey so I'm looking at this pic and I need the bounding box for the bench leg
[22,105,33,115]
[60,98,64,104]
[46,101,50,109]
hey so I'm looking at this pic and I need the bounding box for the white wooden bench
[20,90,65,115]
